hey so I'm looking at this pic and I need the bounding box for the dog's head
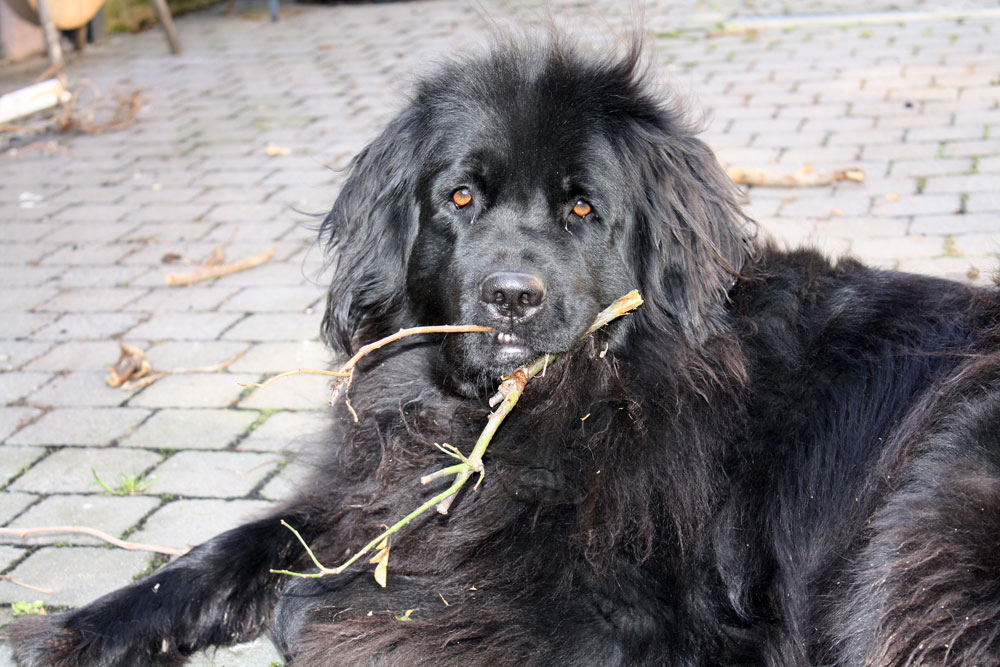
[320,39,754,391]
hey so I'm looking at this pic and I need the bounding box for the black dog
[10,38,1000,666]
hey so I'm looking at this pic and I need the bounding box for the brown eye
[572,199,592,217]
[452,187,472,208]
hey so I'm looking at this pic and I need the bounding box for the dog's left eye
[452,187,473,208]
[572,199,593,217]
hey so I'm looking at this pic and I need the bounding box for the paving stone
[0,547,153,607]
[239,373,336,411]
[220,286,326,312]
[0,342,51,371]
[1,495,161,546]
[127,286,240,312]
[127,373,260,409]
[185,636,284,667]
[6,407,150,447]
[238,410,328,453]
[148,450,281,498]
[38,288,148,313]
[911,214,1000,235]
[870,193,962,217]
[0,313,58,338]
[221,313,322,342]
[8,448,162,494]
[23,341,122,372]
[0,546,24,571]
[228,341,331,375]
[0,446,45,486]
[32,312,147,340]
[0,493,38,525]
[143,341,250,371]
[125,312,243,341]
[965,192,1000,214]
[0,373,51,405]
[0,288,59,311]
[259,459,311,502]
[0,408,41,444]
[129,498,275,551]
[120,408,260,450]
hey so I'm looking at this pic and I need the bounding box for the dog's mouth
[493,331,537,365]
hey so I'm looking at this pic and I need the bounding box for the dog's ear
[628,126,756,344]
[319,109,423,355]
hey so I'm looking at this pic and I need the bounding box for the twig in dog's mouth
[270,290,643,586]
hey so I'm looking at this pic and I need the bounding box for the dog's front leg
[8,509,320,667]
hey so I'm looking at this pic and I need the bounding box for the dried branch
[165,247,275,286]
[240,325,496,413]
[726,165,865,187]
[0,526,188,557]
[272,290,644,582]
[3,574,53,594]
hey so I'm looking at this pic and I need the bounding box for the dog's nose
[480,271,546,320]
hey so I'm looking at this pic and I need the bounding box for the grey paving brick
[0,446,45,486]
[778,195,872,219]
[127,373,259,409]
[850,235,949,262]
[0,265,64,288]
[0,492,38,525]
[9,447,161,495]
[148,451,281,498]
[120,408,260,450]
[1,495,161,546]
[38,288,147,313]
[239,373,336,411]
[942,139,1000,158]
[888,158,973,177]
[0,373,51,405]
[129,498,275,550]
[965,192,1000,214]
[221,313,321,342]
[911,214,1000,235]
[32,312,147,340]
[185,636,284,667]
[922,174,999,193]
[0,546,24,571]
[0,343,51,372]
[6,407,150,447]
[25,372,140,408]
[259,459,310,502]
[0,547,153,606]
[0,408,42,443]
[127,286,239,312]
[220,286,325,313]
[871,193,962,217]
[23,341,122,372]
[125,312,243,341]
[238,410,328,453]
[228,341,331,375]
[0,288,59,312]
[143,341,249,372]
[0,313,58,338]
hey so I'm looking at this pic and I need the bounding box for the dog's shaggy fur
[10,39,1000,667]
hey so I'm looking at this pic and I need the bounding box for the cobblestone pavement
[1,0,998,663]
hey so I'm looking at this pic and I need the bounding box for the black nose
[480,271,546,320]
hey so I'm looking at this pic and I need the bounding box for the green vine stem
[271,289,643,579]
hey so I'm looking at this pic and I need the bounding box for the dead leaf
[106,343,150,388]
[395,609,415,622]
[370,535,390,588]
[265,141,290,156]
[161,252,183,264]
[886,193,901,202]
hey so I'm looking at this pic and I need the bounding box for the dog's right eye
[451,188,473,208]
